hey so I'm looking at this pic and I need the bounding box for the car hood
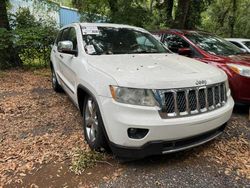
[87,54,226,89]
[227,53,250,66]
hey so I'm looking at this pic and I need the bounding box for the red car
[155,29,250,104]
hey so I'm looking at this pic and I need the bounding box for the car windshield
[82,26,170,55]
[185,33,243,56]
[243,41,250,49]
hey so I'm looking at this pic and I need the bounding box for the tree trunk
[108,0,118,22]
[165,0,174,26]
[0,0,21,69]
[0,0,10,29]
[173,0,191,29]
[229,0,237,37]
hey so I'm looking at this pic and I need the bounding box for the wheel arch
[77,84,111,148]
[77,84,96,115]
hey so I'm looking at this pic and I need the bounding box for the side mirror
[178,48,192,57]
[58,41,77,56]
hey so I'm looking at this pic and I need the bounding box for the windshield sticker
[86,45,96,54]
[82,26,100,35]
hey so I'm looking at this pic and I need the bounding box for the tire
[83,95,109,151]
[51,66,63,92]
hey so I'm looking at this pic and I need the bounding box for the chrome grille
[158,82,227,118]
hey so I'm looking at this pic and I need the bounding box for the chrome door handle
[59,54,63,59]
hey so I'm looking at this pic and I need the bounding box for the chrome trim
[218,85,221,103]
[205,87,208,110]
[173,91,179,116]
[185,90,190,114]
[157,82,227,119]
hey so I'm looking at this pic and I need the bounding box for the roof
[80,23,145,30]
[61,22,148,32]
[225,38,250,42]
[152,29,211,35]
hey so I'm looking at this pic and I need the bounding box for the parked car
[155,29,250,104]
[225,38,250,53]
[50,23,234,159]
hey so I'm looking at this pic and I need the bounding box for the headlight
[227,64,250,77]
[109,86,159,106]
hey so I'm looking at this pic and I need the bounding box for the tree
[229,0,237,37]
[173,0,191,28]
[108,0,118,22]
[165,0,174,25]
[72,0,109,22]
[72,0,150,27]
[0,0,21,69]
[201,0,250,38]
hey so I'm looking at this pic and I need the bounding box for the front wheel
[83,96,108,151]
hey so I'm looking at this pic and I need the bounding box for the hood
[227,53,250,66]
[87,54,227,89]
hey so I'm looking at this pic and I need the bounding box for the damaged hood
[87,54,227,89]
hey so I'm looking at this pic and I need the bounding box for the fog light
[127,128,149,139]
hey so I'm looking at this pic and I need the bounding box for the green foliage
[12,7,58,67]
[72,0,151,27]
[0,28,13,50]
[70,149,105,175]
[73,0,108,22]
[0,28,17,69]
[111,0,150,27]
[201,0,250,37]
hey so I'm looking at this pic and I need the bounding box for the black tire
[82,95,109,151]
[51,66,63,92]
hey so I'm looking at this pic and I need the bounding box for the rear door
[53,28,70,82]
[51,29,64,77]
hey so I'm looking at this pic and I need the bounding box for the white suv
[50,23,234,159]
[225,38,250,53]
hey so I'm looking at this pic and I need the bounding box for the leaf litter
[0,69,249,186]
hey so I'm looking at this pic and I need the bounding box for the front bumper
[98,95,234,156]
[110,123,226,159]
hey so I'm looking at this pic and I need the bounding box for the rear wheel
[51,67,62,92]
[83,96,108,151]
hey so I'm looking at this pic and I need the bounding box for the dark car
[155,29,250,104]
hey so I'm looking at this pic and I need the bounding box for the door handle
[59,54,63,59]
[53,49,56,53]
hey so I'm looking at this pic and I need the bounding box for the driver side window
[163,34,190,53]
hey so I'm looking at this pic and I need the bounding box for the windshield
[243,41,250,49]
[82,26,170,55]
[185,33,243,56]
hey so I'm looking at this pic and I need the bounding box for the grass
[70,149,106,175]
[0,71,7,78]
[33,69,51,78]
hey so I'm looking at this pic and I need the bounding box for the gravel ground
[0,69,249,187]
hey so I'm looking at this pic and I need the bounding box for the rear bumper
[110,123,226,159]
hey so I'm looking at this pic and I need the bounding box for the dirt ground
[0,69,249,188]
